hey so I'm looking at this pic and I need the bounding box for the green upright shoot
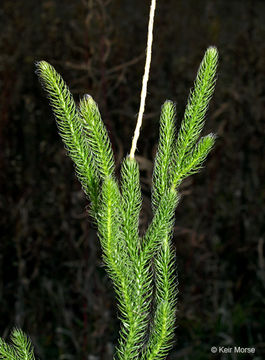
[0,45,218,360]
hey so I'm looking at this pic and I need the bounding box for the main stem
[129,0,157,159]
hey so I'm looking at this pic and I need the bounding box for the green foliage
[36,61,100,216]
[172,47,218,188]
[120,157,142,259]
[0,329,35,360]
[173,133,216,187]
[79,95,115,179]
[1,47,217,360]
[152,100,176,210]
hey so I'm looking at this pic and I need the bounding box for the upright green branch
[142,47,218,360]
[1,45,218,360]
[172,47,218,188]
[152,101,176,210]
[0,329,35,360]
[79,95,115,179]
[36,61,100,216]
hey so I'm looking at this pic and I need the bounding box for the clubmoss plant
[0,328,35,360]
[0,46,218,360]
[0,2,219,359]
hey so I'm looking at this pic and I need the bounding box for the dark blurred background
[1,0,265,359]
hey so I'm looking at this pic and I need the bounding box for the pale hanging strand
[129,0,157,159]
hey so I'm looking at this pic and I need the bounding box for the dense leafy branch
[0,329,35,360]
[1,46,218,360]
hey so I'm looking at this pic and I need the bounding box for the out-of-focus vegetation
[0,0,264,359]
